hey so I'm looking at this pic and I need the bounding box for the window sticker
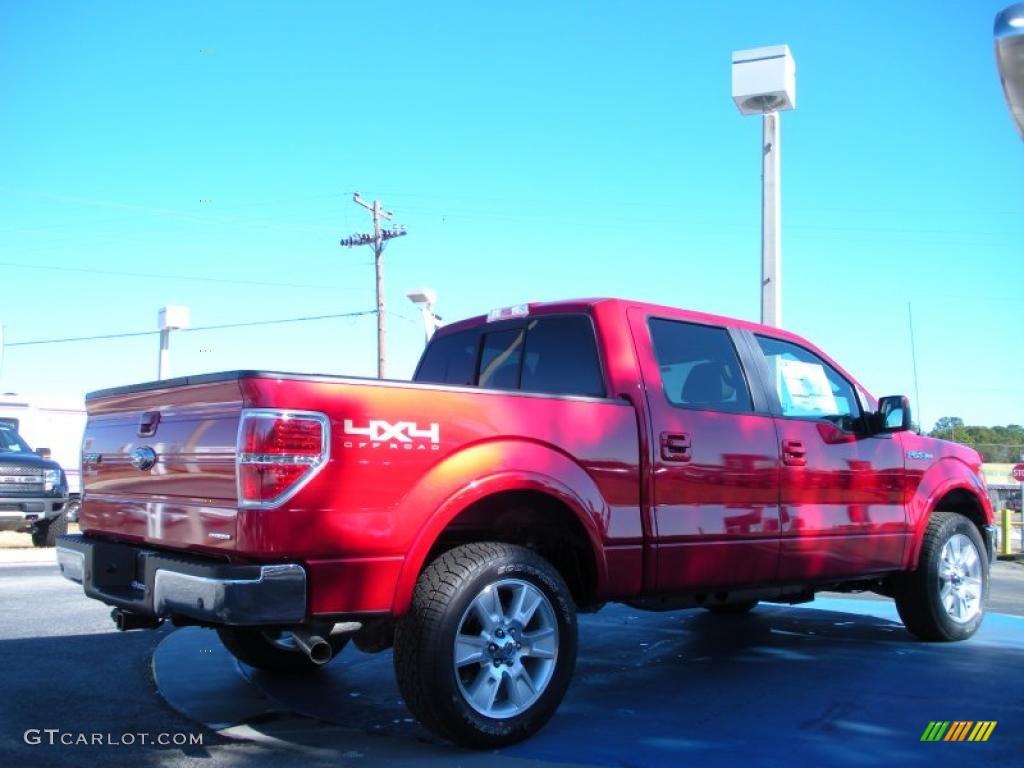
[776,358,838,416]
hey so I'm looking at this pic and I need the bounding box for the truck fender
[390,439,611,615]
[904,457,990,569]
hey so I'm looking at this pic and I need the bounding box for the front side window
[755,335,860,426]
[648,318,753,414]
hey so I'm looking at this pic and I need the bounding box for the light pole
[732,45,797,328]
[995,4,1024,138]
[157,305,190,380]
[406,288,442,343]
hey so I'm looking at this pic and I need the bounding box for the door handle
[782,439,806,467]
[660,432,692,462]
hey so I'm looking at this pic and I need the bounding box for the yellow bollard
[1001,509,1013,556]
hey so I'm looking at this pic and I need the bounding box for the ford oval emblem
[130,446,157,471]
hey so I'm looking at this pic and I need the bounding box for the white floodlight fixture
[158,305,191,331]
[995,3,1024,139]
[405,288,437,310]
[405,288,441,343]
[732,45,796,115]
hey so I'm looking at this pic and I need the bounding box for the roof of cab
[438,297,805,345]
[434,298,869,399]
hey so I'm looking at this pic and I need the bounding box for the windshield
[0,425,33,454]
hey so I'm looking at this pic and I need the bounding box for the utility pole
[340,193,407,379]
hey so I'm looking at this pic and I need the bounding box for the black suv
[0,423,69,547]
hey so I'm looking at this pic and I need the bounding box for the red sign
[1013,463,1024,483]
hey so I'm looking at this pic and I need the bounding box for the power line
[3,310,390,347]
[0,260,361,291]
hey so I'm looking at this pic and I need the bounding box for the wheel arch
[905,465,991,569]
[390,441,610,615]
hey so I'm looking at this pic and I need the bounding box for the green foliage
[928,418,1024,462]
[933,416,964,434]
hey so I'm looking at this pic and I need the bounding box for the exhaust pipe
[290,628,333,665]
[111,608,162,631]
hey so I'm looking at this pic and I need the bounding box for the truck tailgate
[80,379,242,554]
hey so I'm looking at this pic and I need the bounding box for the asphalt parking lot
[1,552,1021,768]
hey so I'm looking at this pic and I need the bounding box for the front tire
[893,512,988,641]
[394,542,578,748]
[31,514,67,548]
[216,628,348,672]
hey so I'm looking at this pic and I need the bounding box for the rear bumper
[56,534,306,626]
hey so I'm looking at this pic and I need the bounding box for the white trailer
[0,394,86,517]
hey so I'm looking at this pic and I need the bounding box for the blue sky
[0,1,1021,431]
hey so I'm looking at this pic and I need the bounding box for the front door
[749,333,908,581]
[629,311,781,592]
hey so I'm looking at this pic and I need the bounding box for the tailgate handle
[137,411,161,437]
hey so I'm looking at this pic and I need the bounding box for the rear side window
[478,329,525,389]
[414,314,605,397]
[521,316,605,397]
[648,318,753,414]
[414,329,480,385]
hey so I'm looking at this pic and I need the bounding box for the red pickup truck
[58,298,994,747]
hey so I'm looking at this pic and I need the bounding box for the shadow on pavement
[153,597,1024,767]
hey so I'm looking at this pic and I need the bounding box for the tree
[932,416,964,435]
[927,419,1024,463]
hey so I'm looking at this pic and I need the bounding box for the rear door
[744,333,908,581]
[628,310,781,591]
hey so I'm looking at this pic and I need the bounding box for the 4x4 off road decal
[342,419,441,451]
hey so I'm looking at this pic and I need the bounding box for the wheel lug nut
[488,643,497,652]
[493,659,500,667]
[515,643,521,649]
[496,629,505,638]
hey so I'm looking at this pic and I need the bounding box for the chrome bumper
[56,534,307,626]
[57,546,85,582]
[0,498,67,530]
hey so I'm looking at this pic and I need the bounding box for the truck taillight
[237,410,329,508]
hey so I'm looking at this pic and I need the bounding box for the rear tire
[704,601,758,615]
[31,514,67,548]
[394,542,577,748]
[893,512,987,641]
[216,628,348,672]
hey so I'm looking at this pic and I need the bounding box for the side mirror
[876,396,912,434]
[35,447,52,459]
